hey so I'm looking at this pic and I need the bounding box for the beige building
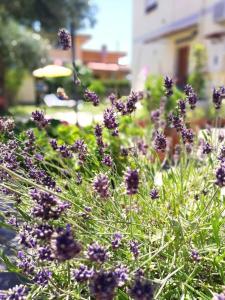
[132,0,225,91]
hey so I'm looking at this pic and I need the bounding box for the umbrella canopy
[33,64,72,78]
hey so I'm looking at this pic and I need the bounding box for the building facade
[132,0,225,91]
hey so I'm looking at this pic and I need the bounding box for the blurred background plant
[188,43,207,100]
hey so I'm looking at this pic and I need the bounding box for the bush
[145,75,184,115]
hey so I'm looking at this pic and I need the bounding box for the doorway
[176,46,190,88]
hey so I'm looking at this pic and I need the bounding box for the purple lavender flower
[218,146,225,162]
[51,225,82,261]
[124,168,139,195]
[215,164,225,187]
[73,264,94,283]
[87,242,109,263]
[212,290,225,300]
[137,139,148,155]
[6,284,29,300]
[184,84,194,96]
[58,28,71,50]
[151,109,160,123]
[121,147,129,157]
[213,88,222,109]
[34,269,52,286]
[190,249,201,262]
[202,142,213,154]
[108,93,117,105]
[38,246,54,261]
[59,145,73,159]
[89,270,118,300]
[181,128,194,144]
[111,232,123,249]
[164,76,173,97]
[103,108,118,130]
[94,124,103,137]
[33,224,53,240]
[150,188,159,200]
[84,89,100,106]
[115,100,125,112]
[17,251,34,275]
[154,131,167,152]
[71,139,88,163]
[31,110,49,128]
[102,154,113,167]
[178,99,186,115]
[30,189,70,220]
[93,174,110,198]
[124,91,139,114]
[24,129,35,152]
[76,172,83,185]
[114,265,129,287]
[129,240,140,259]
[50,139,58,150]
[170,114,184,132]
[129,278,154,300]
[187,92,198,109]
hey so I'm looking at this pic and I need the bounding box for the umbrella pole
[70,22,79,126]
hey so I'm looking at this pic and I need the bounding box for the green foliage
[0,17,49,101]
[0,0,96,32]
[88,80,106,98]
[145,75,184,114]
[188,43,207,99]
[5,69,25,101]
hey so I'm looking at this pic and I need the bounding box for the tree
[0,0,96,33]
[0,16,49,106]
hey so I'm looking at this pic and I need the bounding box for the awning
[33,64,72,78]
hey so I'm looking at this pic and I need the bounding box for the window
[145,0,157,13]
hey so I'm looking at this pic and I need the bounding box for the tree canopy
[0,0,96,32]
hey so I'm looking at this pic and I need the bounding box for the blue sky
[80,0,132,65]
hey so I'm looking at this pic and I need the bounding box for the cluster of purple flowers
[181,128,194,144]
[129,240,140,259]
[87,242,109,263]
[212,87,225,109]
[164,76,173,97]
[190,249,201,262]
[215,163,225,187]
[51,225,82,261]
[0,117,15,133]
[102,154,113,167]
[58,28,71,50]
[137,139,148,155]
[34,269,52,286]
[71,139,88,163]
[89,270,117,300]
[178,99,186,116]
[124,168,139,195]
[202,142,213,155]
[111,232,123,249]
[170,114,184,132]
[1,285,29,300]
[31,110,49,128]
[154,131,167,152]
[150,188,159,200]
[184,84,198,109]
[129,278,154,300]
[73,264,94,283]
[30,189,70,220]
[84,89,100,106]
[103,107,118,133]
[93,173,110,198]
